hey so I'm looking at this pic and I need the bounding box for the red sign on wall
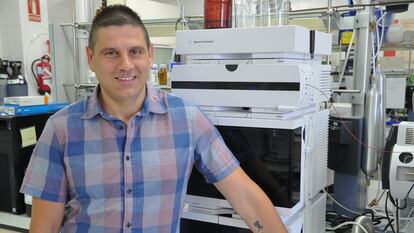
[384,50,397,57]
[28,0,41,22]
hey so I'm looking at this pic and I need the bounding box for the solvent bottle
[158,64,168,86]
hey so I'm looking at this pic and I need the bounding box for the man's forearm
[29,197,65,233]
[214,168,288,233]
[239,186,287,233]
[30,221,61,233]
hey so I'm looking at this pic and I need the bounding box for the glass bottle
[204,0,232,29]
[158,64,168,86]
[261,0,290,26]
[235,0,262,28]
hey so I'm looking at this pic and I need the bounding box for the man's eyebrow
[99,48,116,54]
[130,46,146,51]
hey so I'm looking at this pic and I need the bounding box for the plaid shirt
[20,84,239,233]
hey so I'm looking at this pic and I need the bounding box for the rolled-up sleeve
[20,118,68,203]
[192,107,239,183]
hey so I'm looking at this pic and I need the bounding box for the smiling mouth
[115,76,136,81]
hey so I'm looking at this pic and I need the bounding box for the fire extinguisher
[31,55,51,95]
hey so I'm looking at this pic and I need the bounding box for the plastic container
[150,64,158,85]
[386,19,404,43]
[204,0,232,29]
[158,64,168,86]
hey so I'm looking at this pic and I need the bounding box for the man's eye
[131,49,142,55]
[105,51,118,56]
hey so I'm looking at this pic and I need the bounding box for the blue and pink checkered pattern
[20,84,239,233]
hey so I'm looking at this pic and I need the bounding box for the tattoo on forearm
[254,220,264,232]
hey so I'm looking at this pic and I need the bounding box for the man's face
[86,25,153,103]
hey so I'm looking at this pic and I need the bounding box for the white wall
[47,0,75,24]
[20,0,50,96]
[0,35,3,59]
[127,0,180,19]
[0,0,6,58]
[0,0,50,95]
[179,0,203,16]
[0,0,24,61]
[108,0,127,4]
[126,0,203,19]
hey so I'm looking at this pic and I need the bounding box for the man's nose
[118,53,133,71]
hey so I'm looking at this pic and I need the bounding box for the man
[21,5,287,233]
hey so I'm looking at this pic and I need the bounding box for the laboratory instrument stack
[171,25,332,233]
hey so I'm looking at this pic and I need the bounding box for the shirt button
[125,156,130,161]
[127,188,132,194]
[126,222,131,228]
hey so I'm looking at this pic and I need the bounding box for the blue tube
[341,0,356,17]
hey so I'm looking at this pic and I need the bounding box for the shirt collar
[81,83,168,120]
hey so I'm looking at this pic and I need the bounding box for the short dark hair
[88,4,150,50]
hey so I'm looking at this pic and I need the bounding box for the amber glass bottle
[158,64,168,86]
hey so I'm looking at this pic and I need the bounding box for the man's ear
[148,43,154,65]
[86,46,95,71]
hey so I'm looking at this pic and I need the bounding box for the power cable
[307,84,392,154]
[326,221,369,233]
